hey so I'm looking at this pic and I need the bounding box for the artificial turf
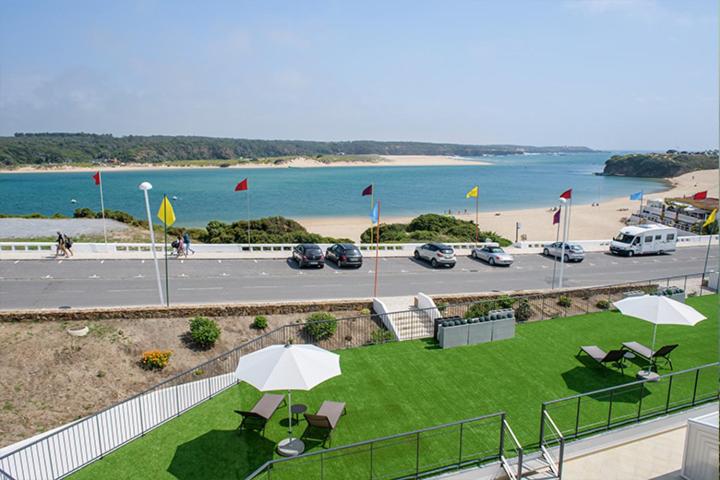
[70,295,718,480]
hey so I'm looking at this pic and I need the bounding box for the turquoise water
[0,153,665,227]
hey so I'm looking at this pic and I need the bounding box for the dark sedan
[325,243,363,268]
[292,243,325,268]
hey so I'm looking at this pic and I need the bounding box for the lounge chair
[234,393,285,433]
[622,342,678,370]
[578,346,626,373]
[303,401,346,447]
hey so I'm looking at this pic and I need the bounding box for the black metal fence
[0,272,713,479]
[245,412,509,480]
[541,362,720,442]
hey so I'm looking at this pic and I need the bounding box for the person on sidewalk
[182,231,195,256]
[63,234,74,257]
[55,231,68,258]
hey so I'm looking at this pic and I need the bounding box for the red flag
[92,171,101,186]
[235,178,248,192]
[560,188,572,199]
[362,184,373,196]
[552,209,561,225]
[693,191,708,200]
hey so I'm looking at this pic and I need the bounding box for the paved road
[0,246,716,310]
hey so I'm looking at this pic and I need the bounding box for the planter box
[439,324,469,349]
[467,322,493,344]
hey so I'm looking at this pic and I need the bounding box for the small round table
[636,370,660,382]
[291,404,307,425]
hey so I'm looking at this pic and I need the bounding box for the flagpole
[475,186,479,247]
[551,204,561,289]
[247,189,251,248]
[373,201,380,298]
[701,233,713,293]
[638,192,644,224]
[558,198,569,289]
[370,183,374,246]
[98,171,107,245]
[163,195,170,307]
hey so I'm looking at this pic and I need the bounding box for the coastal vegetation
[602,150,717,178]
[360,214,511,245]
[0,133,592,166]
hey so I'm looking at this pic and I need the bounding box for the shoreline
[297,169,718,242]
[0,155,490,174]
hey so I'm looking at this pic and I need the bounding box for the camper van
[609,224,677,257]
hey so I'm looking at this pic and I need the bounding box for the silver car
[543,242,585,262]
[413,242,456,268]
[471,245,514,266]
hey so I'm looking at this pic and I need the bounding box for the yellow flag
[466,186,478,198]
[703,208,717,228]
[157,196,176,226]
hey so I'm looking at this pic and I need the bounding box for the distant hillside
[602,151,717,178]
[0,133,593,166]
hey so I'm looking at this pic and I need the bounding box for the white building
[632,197,718,233]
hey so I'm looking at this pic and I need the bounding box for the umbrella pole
[288,390,293,439]
[650,324,658,372]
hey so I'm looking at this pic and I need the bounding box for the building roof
[667,197,719,212]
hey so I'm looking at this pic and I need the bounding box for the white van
[610,224,677,257]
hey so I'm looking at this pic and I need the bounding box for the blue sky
[0,0,717,150]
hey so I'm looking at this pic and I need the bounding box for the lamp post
[138,182,164,306]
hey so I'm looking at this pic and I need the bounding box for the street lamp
[139,182,164,306]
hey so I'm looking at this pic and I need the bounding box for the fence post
[369,442,374,480]
[539,404,546,448]
[175,379,181,417]
[572,397,581,438]
[95,415,104,459]
[665,376,674,413]
[636,384,644,421]
[320,451,324,480]
[607,391,614,429]
[691,369,700,405]
[138,394,146,436]
[458,422,464,467]
[415,431,421,476]
[683,275,688,293]
[499,414,506,459]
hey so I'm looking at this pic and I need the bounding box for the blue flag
[370,202,379,225]
[629,191,643,201]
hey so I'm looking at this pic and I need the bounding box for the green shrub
[514,299,532,322]
[188,316,221,348]
[436,302,449,313]
[557,295,572,308]
[359,307,371,315]
[303,312,337,341]
[595,299,611,310]
[251,315,268,330]
[496,295,516,309]
[464,301,495,319]
[370,329,394,344]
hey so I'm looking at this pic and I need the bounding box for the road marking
[177,287,223,291]
[261,272,267,276]
[220,272,230,277]
[541,265,548,269]
[135,274,144,278]
[589,263,596,267]
[217,260,222,263]
[13,260,20,264]
[179,273,188,278]
[108,288,147,293]
[253,260,258,263]
[43,275,53,279]
[515,266,523,270]
[632,261,639,264]
[401,270,408,273]
[100,260,105,264]
[141,260,146,264]
[58,260,63,264]
[611,261,618,265]
[333,270,339,274]
[89,274,99,279]
[180,260,184,264]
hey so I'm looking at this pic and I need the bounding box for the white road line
[177,287,224,291]
[89,274,99,279]
[221,272,230,277]
[179,273,188,278]
[253,260,258,263]
[141,260,146,264]
[43,275,53,279]
[13,260,20,264]
[135,274,144,278]
[108,288,147,293]
[218,259,222,263]
[100,260,105,264]
[261,272,267,276]
[58,260,63,264]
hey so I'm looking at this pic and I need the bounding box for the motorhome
[609,224,677,257]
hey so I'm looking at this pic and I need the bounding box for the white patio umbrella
[234,343,341,455]
[613,295,706,370]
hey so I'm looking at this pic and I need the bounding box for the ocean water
[0,152,666,227]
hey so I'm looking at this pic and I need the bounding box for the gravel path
[0,218,129,239]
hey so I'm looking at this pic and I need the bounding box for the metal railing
[500,419,523,480]
[0,467,15,480]
[541,362,719,442]
[539,410,565,479]
[245,412,509,480]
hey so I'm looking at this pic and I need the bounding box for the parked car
[542,242,585,262]
[413,242,456,268]
[292,243,325,268]
[325,243,363,268]
[471,245,514,266]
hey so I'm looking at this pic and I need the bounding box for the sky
[0,0,717,150]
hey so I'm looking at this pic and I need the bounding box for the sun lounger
[303,401,346,447]
[578,346,626,373]
[622,342,678,369]
[234,393,285,433]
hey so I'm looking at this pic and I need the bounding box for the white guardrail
[0,235,717,259]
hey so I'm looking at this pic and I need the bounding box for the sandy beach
[299,169,719,242]
[0,155,489,174]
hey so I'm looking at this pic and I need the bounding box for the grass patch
[69,295,718,480]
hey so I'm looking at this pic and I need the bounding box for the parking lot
[0,245,716,310]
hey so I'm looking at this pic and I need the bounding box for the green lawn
[71,295,718,480]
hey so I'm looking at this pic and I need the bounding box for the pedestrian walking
[175,235,185,258]
[182,231,194,255]
[63,234,74,257]
[55,231,68,258]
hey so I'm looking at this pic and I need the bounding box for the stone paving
[0,218,128,238]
